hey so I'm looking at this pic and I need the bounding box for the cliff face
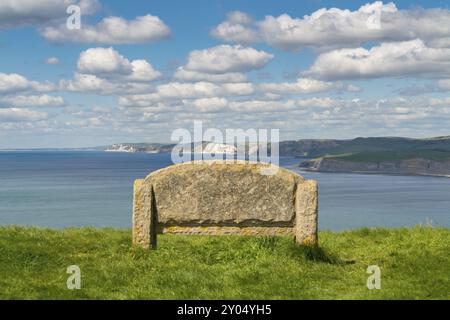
[300,157,450,177]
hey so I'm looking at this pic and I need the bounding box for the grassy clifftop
[325,149,450,162]
[284,136,450,159]
[1,226,449,299]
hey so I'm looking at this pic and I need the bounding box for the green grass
[324,150,450,162]
[296,136,450,160]
[1,226,449,299]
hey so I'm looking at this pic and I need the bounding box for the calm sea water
[0,151,449,230]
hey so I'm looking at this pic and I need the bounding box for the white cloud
[60,47,161,94]
[304,39,450,80]
[77,47,161,81]
[0,0,100,29]
[227,11,253,25]
[59,72,157,95]
[295,97,336,108]
[257,2,398,50]
[77,47,132,75]
[221,83,255,96]
[0,73,55,94]
[0,108,48,122]
[128,60,162,82]
[140,96,335,115]
[4,94,450,141]
[40,14,170,44]
[259,78,360,94]
[227,97,338,113]
[173,67,247,83]
[228,99,296,112]
[0,73,30,93]
[60,73,110,92]
[0,94,65,107]
[116,74,356,111]
[184,45,273,74]
[59,72,130,94]
[44,57,59,65]
[118,81,255,107]
[212,2,450,51]
[210,11,258,44]
[191,97,228,113]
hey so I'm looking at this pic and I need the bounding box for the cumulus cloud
[118,81,255,107]
[60,47,161,94]
[0,0,100,29]
[295,97,337,108]
[40,14,170,44]
[0,73,55,94]
[184,45,273,74]
[228,97,339,113]
[77,47,132,75]
[259,78,360,94]
[60,73,112,93]
[191,97,228,113]
[210,11,258,44]
[117,75,359,110]
[0,73,31,93]
[173,67,248,83]
[5,93,448,140]
[0,108,48,122]
[228,99,297,113]
[212,2,450,51]
[227,11,253,25]
[222,83,255,96]
[0,1,169,45]
[59,72,154,95]
[128,60,162,82]
[0,94,65,108]
[76,47,161,81]
[257,2,398,50]
[303,39,450,80]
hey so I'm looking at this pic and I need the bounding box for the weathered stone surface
[147,160,302,225]
[295,180,318,245]
[132,179,151,248]
[133,160,318,248]
[160,226,294,236]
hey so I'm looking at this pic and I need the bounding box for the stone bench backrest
[132,160,318,248]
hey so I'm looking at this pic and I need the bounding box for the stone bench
[132,160,318,249]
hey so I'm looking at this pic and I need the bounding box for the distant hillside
[277,139,345,157]
[297,136,450,177]
[280,136,450,157]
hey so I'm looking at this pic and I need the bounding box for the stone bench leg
[295,180,318,246]
[132,180,157,249]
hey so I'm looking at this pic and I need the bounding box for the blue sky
[1,0,450,148]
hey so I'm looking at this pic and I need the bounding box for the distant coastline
[5,135,450,178]
[299,157,450,178]
[103,135,450,178]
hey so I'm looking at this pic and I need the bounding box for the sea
[0,151,449,230]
